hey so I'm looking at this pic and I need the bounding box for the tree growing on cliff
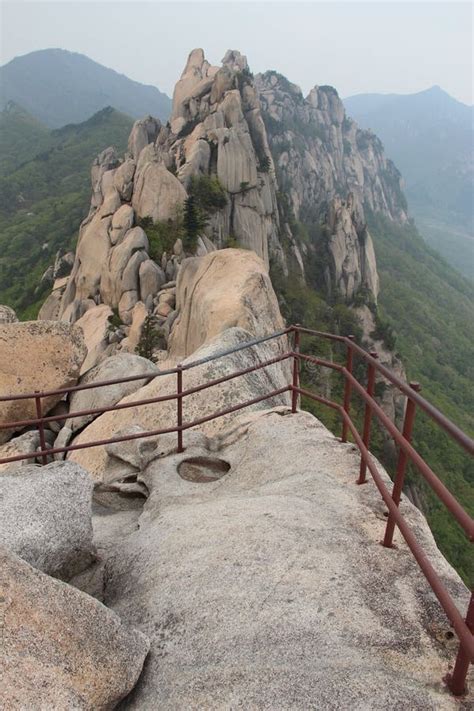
[183,175,227,250]
[135,314,163,361]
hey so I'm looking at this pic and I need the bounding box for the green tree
[135,314,163,361]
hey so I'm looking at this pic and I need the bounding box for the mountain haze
[0,49,172,127]
[344,86,474,279]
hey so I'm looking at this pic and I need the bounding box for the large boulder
[0,321,86,444]
[131,161,187,223]
[64,353,158,437]
[101,409,469,709]
[0,461,95,579]
[168,248,285,358]
[1,547,149,709]
[75,303,113,374]
[0,431,40,471]
[68,328,291,482]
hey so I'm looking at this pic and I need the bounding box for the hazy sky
[1,1,472,103]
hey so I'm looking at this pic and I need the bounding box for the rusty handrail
[0,326,292,402]
[0,323,472,694]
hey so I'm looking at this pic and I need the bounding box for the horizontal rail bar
[0,386,291,465]
[180,385,291,432]
[294,352,344,373]
[291,326,473,456]
[298,386,474,661]
[294,386,340,411]
[341,410,474,661]
[0,327,291,402]
[179,327,291,372]
[0,352,293,432]
[341,369,474,540]
[348,340,474,456]
[294,326,346,343]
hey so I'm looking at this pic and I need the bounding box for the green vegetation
[272,212,474,586]
[183,175,227,250]
[369,213,473,585]
[138,174,227,258]
[137,214,183,262]
[344,87,474,279]
[135,314,164,360]
[0,106,133,316]
[0,102,51,175]
[107,308,124,332]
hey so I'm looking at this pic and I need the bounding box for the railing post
[448,591,474,696]
[176,365,184,453]
[341,335,355,443]
[291,325,301,414]
[34,392,48,466]
[357,351,378,484]
[383,381,421,548]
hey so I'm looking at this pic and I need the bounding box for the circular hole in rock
[178,456,231,483]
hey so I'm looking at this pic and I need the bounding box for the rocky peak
[221,49,249,72]
[255,69,409,302]
[39,48,414,373]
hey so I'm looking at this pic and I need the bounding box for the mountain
[0,101,51,174]
[344,86,474,279]
[0,105,133,315]
[1,49,472,585]
[0,48,171,127]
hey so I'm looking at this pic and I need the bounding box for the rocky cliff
[258,71,408,300]
[41,47,410,346]
[35,48,409,439]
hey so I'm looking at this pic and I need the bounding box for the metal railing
[0,325,472,695]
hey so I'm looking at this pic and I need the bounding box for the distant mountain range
[0,48,172,127]
[344,86,474,279]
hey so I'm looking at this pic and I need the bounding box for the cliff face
[53,48,411,332]
[156,49,282,265]
[38,47,412,423]
[257,71,408,301]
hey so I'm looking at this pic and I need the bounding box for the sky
[1,0,472,104]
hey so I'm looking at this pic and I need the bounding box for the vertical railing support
[383,381,421,548]
[291,325,301,414]
[448,591,474,696]
[34,392,48,465]
[176,365,184,453]
[357,351,378,484]
[341,335,355,443]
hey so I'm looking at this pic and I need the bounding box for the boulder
[100,226,149,308]
[1,546,149,709]
[110,203,135,245]
[0,431,40,471]
[64,353,158,436]
[168,248,284,358]
[0,461,95,579]
[101,409,469,709]
[0,321,86,444]
[120,301,149,353]
[75,303,113,374]
[38,278,68,320]
[128,116,161,161]
[113,158,136,201]
[0,305,18,324]
[68,328,290,481]
[139,259,166,302]
[132,162,187,223]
